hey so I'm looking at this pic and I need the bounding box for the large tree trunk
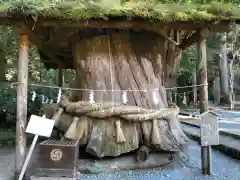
[51,30,187,158]
[219,33,230,103]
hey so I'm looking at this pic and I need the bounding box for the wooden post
[15,32,29,178]
[56,69,64,139]
[167,90,173,105]
[228,57,234,109]
[219,33,230,103]
[197,30,208,113]
[197,29,211,175]
[192,65,197,104]
[58,69,64,86]
[214,72,221,105]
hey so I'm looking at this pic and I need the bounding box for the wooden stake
[228,57,234,110]
[214,72,221,105]
[58,69,64,86]
[219,33,230,103]
[197,29,211,175]
[15,32,29,179]
[197,31,208,113]
[18,135,38,180]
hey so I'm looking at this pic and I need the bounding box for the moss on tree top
[0,0,240,22]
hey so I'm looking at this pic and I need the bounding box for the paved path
[181,119,240,134]
[0,148,14,180]
[182,107,240,134]
[1,141,240,180]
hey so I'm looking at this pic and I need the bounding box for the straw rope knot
[59,95,180,145]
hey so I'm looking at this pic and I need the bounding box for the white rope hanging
[152,89,159,105]
[12,82,207,92]
[31,91,36,102]
[89,90,95,104]
[122,91,128,105]
[57,88,62,103]
[41,94,49,104]
[49,99,54,104]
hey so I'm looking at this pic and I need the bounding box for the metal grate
[40,140,78,146]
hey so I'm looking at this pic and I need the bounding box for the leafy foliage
[0,25,76,146]
[0,26,75,128]
[0,0,240,21]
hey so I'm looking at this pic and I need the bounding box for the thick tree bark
[72,31,171,107]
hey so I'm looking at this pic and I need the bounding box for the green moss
[0,0,240,21]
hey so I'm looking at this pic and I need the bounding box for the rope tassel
[115,120,126,143]
[151,119,161,145]
[65,116,80,140]
[89,90,95,104]
[122,91,128,104]
[182,92,187,105]
[57,88,62,103]
[31,91,36,102]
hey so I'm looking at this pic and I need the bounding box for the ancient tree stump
[46,29,188,159]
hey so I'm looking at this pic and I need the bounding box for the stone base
[27,148,179,177]
[78,152,178,174]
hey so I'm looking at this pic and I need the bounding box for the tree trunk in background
[228,58,234,109]
[219,33,230,103]
[213,72,221,105]
[0,50,6,81]
[197,33,208,113]
[192,67,197,104]
[166,73,178,104]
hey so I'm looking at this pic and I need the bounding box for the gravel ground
[0,148,15,180]
[1,141,240,180]
[79,141,240,180]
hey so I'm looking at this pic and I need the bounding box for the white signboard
[200,112,219,146]
[26,115,55,137]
